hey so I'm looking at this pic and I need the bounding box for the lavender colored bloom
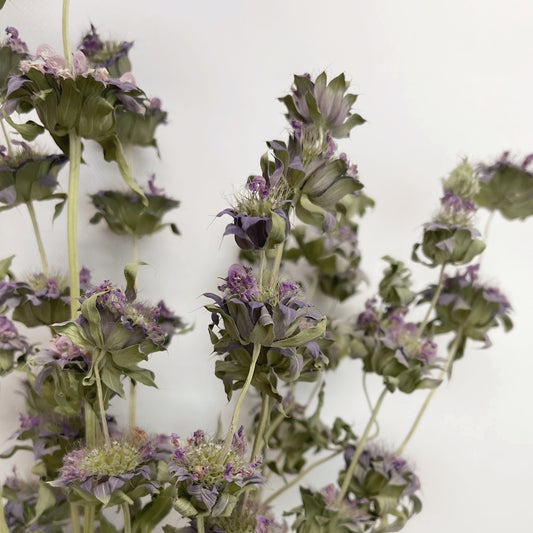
[51,431,158,505]
[353,301,441,393]
[422,264,513,357]
[169,428,263,516]
[0,315,30,374]
[4,27,28,54]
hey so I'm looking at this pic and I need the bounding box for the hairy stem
[122,503,132,533]
[362,372,380,441]
[129,380,137,430]
[251,393,270,460]
[0,118,13,157]
[478,211,495,269]
[83,505,95,533]
[335,387,388,505]
[26,202,49,277]
[70,504,81,533]
[395,330,463,456]
[67,131,82,318]
[196,515,205,533]
[93,362,110,445]
[264,449,343,506]
[417,262,446,339]
[219,342,261,463]
[62,0,71,66]
[269,243,284,291]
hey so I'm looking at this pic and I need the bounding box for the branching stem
[26,202,49,277]
[335,387,388,506]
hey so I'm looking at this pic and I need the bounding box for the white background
[1,1,532,532]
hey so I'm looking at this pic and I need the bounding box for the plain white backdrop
[1,1,532,532]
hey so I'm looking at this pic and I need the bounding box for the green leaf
[2,112,44,141]
[32,483,57,522]
[0,255,14,279]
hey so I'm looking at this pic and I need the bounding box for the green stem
[258,250,266,291]
[70,503,81,533]
[122,503,132,533]
[251,393,270,460]
[83,505,95,533]
[478,211,495,269]
[0,488,9,533]
[132,234,139,264]
[93,362,110,445]
[362,372,379,441]
[62,0,71,66]
[395,330,463,456]
[0,118,12,157]
[269,243,284,291]
[67,131,82,319]
[219,342,261,463]
[129,379,136,430]
[84,401,99,448]
[264,449,342,506]
[26,202,49,277]
[417,262,446,339]
[335,387,388,506]
[196,515,205,533]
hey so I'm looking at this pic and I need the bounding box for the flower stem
[70,503,81,533]
[251,393,270,460]
[67,130,82,319]
[0,118,13,157]
[258,249,266,291]
[478,211,495,269]
[196,515,205,533]
[0,488,9,533]
[122,503,132,533]
[219,342,261,463]
[335,386,388,506]
[395,331,463,456]
[84,401,99,448]
[93,362,110,445]
[129,380,136,430]
[62,0,71,66]
[417,262,446,339]
[83,505,95,533]
[362,372,380,441]
[269,243,284,291]
[264,449,342,506]
[26,202,49,277]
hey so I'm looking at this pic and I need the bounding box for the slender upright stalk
[258,249,266,291]
[122,503,132,533]
[70,504,81,533]
[219,342,262,463]
[264,449,342,506]
[395,331,463,456]
[93,362,110,445]
[26,202,49,277]
[478,211,495,269]
[0,488,9,533]
[129,380,137,430]
[67,131,82,318]
[196,516,205,533]
[362,372,380,441]
[0,118,13,156]
[62,0,71,66]
[83,505,95,533]
[269,243,284,291]
[417,262,446,339]
[251,393,270,460]
[335,387,388,506]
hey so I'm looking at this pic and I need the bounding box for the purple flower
[169,428,263,516]
[218,264,259,303]
[51,431,158,505]
[0,315,29,359]
[3,27,28,54]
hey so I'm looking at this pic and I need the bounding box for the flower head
[51,431,157,505]
[169,428,263,516]
[476,151,533,220]
[0,315,30,374]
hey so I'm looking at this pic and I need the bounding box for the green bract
[90,188,179,238]
[0,150,67,215]
[412,224,485,267]
[476,157,533,220]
